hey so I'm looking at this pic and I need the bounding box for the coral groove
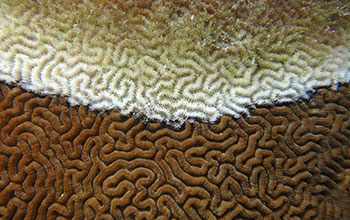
[0,82,349,219]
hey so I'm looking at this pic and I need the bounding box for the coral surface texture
[0,82,349,219]
[0,0,350,125]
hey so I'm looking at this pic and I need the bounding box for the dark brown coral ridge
[0,82,350,220]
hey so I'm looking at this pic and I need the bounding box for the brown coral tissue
[0,81,350,220]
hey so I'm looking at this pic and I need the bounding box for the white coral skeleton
[0,0,349,127]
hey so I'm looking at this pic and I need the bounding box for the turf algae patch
[0,0,350,126]
[0,81,350,219]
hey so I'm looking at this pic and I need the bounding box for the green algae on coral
[0,0,349,125]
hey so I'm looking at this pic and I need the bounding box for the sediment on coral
[0,81,349,219]
[0,0,349,125]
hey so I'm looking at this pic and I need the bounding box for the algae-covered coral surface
[0,0,350,125]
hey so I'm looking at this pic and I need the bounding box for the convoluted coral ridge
[0,81,350,219]
[0,0,350,125]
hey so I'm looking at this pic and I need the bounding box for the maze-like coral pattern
[0,0,350,125]
[0,82,350,219]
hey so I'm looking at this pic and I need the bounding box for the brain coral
[0,81,350,219]
[0,0,349,125]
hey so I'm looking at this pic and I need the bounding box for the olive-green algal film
[0,0,349,126]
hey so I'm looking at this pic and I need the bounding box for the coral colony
[1,1,350,219]
[0,0,349,126]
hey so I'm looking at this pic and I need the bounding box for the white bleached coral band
[0,0,349,126]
